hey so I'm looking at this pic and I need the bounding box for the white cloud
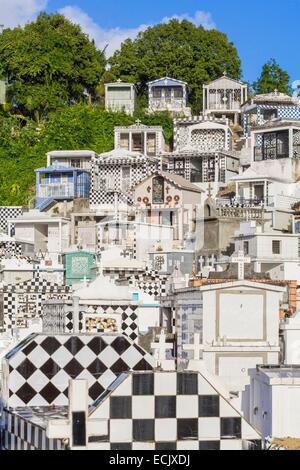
[60,6,148,56]
[59,6,216,57]
[163,11,216,30]
[0,0,48,28]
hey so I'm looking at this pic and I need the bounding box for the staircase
[36,197,57,212]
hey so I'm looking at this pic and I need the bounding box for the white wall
[137,306,160,334]
[203,286,281,347]
[202,285,282,394]
[235,234,299,260]
[135,223,174,261]
[266,261,300,283]
[250,374,300,439]
[249,373,272,438]
[256,235,298,260]
[15,224,35,243]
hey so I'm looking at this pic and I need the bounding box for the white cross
[151,329,173,363]
[231,250,251,280]
[183,333,203,360]
[135,119,142,126]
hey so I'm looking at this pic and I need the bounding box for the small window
[272,240,281,255]
[263,109,278,121]
[244,241,249,255]
[174,87,183,98]
[120,133,130,150]
[152,87,162,98]
[152,176,164,204]
[71,159,81,168]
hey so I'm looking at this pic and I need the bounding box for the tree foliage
[109,19,242,113]
[252,59,291,95]
[0,13,105,121]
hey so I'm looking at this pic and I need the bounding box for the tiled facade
[0,206,23,235]
[2,333,155,408]
[88,371,261,450]
[1,276,71,332]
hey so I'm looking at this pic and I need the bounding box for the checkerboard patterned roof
[2,333,155,408]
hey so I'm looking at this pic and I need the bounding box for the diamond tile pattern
[3,333,155,407]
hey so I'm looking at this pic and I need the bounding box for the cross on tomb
[183,333,203,361]
[207,183,213,198]
[120,249,129,258]
[231,250,251,281]
[135,119,142,126]
[151,329,173,363]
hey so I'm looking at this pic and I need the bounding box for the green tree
[0,13,105,122]
[252,59,291,95]
[109,19,242,113]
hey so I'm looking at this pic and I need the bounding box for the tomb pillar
[36,172,40,199]
[264,180,267,205]
[289,128,294,159]
[144,131,147,156]
[58,220,62,253]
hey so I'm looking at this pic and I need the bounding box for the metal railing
[207,100,242,111]
[216,197,272,207]
[38,184,75,198]
[217,194,300,211]
[150,98,185,109]
[254,146,289,161]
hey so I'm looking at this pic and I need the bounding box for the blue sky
[1,0,299,86]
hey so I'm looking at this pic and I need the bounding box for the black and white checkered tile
[129,269,167,298]
[1,409,63,450]
[2,333,155,408]
[0,206,23,235]
[0,241,23,257]
[242,104,300,136]
[60,305,138,342]
[2,276,72,332]
[79,305,139,342]
[173,116,230,152]
[89,371,262,450]
[89,154,159,208]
